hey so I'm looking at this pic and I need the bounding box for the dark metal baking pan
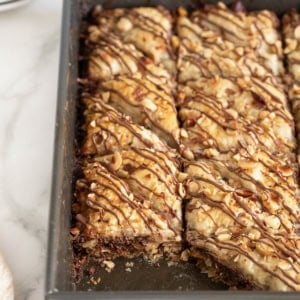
[46,0,300,299]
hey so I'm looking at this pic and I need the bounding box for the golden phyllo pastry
[90,6,176,75]
[71,2,300,292]
[283,11,300,163]
[81,95,170,155]
[177,15,277,82]
[185,160,300,291]
[178,77,295,159]
[87,28,172,85]
[99,73,180,147]
[176,2,300,292]
[187,2,284,76]
[73,148,184,260]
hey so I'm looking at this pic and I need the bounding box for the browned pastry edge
[189,249,256,290]
[72,234,181,261]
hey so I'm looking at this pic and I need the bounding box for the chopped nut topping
[294,25,300,40]
[178,6,187,17]
[117,17,133,32]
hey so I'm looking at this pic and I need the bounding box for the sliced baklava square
[176,12,274,82]
[178,76,295,159]
[81,94,170,155]
[87,28,172,86]
[90,6,176,75]
[73,148,184,260]
[97,73,180,147]
[185,160,300,291]
[184,2,284,77]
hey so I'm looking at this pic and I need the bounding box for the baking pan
[46,0,300,299]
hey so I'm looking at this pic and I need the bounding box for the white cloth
[0,252,14,300]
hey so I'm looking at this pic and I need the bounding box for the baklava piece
[176,12,275,82]
[73,148,184,260]
[87,28,172,86]
[81,95,170,155]
[283,11,300,163]
[183,2,283,77]
[90,6,176,75]
[178,77,295,159]
[177,3,292,160]
[85,6,180,147]
[98,73,180,147]
[206,153,299,228]
[185,160,300,291]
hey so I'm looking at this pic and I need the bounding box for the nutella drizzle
[73,3,300,291]
[94,167,159,234]
[91,33,171,82]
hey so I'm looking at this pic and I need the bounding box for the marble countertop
[0,0,62,299]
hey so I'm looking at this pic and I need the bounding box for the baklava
[89,6,176,75]
[177,2,300,291]
[81,94,170,155]
[72,2,300,292]
[99,73,180,147]
[283,10,300,163]
[179,2,284,78]
[185,160,300,291]
[86,17,180,147]
[73,148,184,260]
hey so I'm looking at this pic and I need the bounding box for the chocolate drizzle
[178,2,300,291]
[77,151,182,238]
[88,31,171,83]
[81,98,171,155]
[185,160,300,290]
[100,75,180,147]
[73,2,300,292]
[92,7,175,72]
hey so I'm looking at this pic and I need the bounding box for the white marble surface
[0,0,62,299]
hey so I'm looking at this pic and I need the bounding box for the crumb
[180,249,190,262]
[167,261,177,267]
[125,267,132,272]
[88,266,96,275]
[125,262,134,268]
[178,6,188,17]
[70,227,80,236]
[102,260,115,272]
[90,276,101,285]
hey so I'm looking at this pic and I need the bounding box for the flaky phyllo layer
[185,161,300,291]
[178,2,300,291]
[74,151,184,259]
[283,10,300,164]
[73,5,184,262]
[71,2,300,291]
